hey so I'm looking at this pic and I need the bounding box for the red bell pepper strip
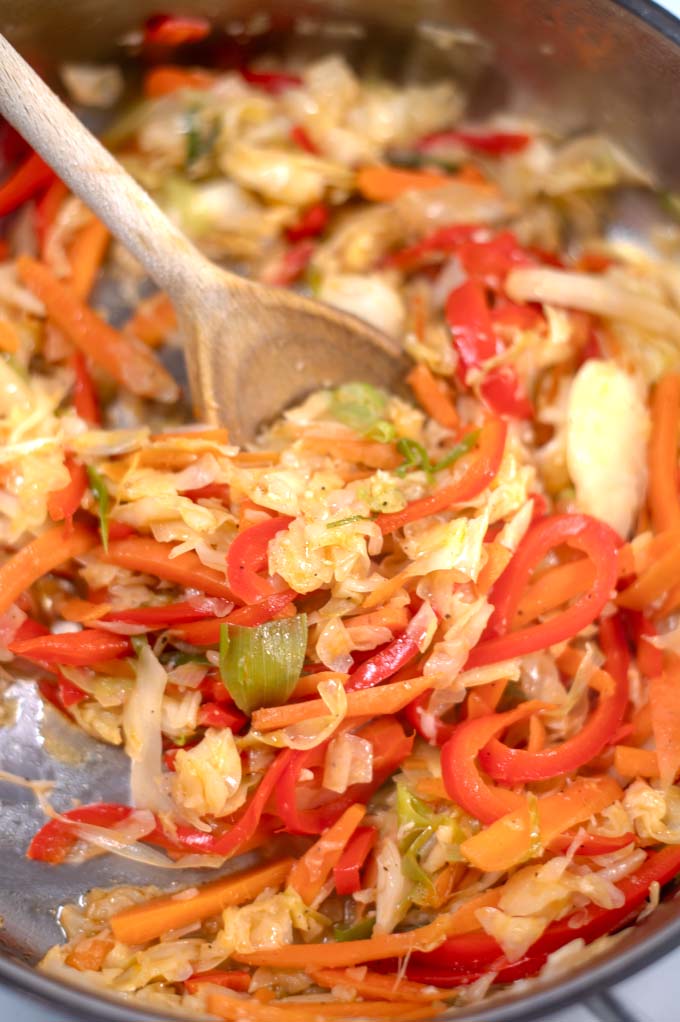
[286,202,329,242]
[197,702,247,731]
[333,825,377,896]
[226,515,293,605]
[0,117,30,164]
[479,615,630,783]
[624,611,664,679]
[345,631,421,692]
[549,831,636,856]
[143,13,211,46]
[185,971,251,995]
[182,482,231,503]
[267,239,315,286]
[290,124,319,154]
[105,597,229,628]
[0,152,55,216]
[276,717,413,835]
[71,351,101,426]
[387,224,480,272]
[467,514,621,669]
[10,629,131,666]
[240,67,303,94]
[418,130,531,155]
[376,417,507,534]
[57,676,87,707]
[406,844,680,981]
[479,365,532,419]
[403,690,454,746]
[170,591,297,645]
[27,803,133,864]
[445,279,500,379]
[46,456,88,525]
[13,617,49,643]
[440,701,544,824]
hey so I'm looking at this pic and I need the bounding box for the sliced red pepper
[418,130,531,156]
[197,702,247,731]
[387,224,480,272]
[46,456,87,525]
[290,124,319,154]
[406,844,680,981]
[549,831,636,856]
[240,67,303,94]
[226,515,293,605]
[376,417,507,534]
[267,239,315,286]
[276,717,413,835]
[0,117,30,164]
[10,629,130,666]
[345,631,421,692]
[185,971,251,995]
[13,617,49,643]
[286,202,329,242]
[403,689,454,746]
[0,151,55,216]
[105,598,229,628]
[143,13,211,46]
[57,675,87,707]
[457,230,536,288]
[440,701,544,824]
[182,482,231,503]
[170,591,297,645]
[467,514,621,669]
[625,611,664,679]
[71,351,101,425]
[27,803,133,864]
[479,614,629,783]
[333,825,377,896]
[479,365,532,419]
[445,279,500,380]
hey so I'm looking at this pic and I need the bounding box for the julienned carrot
[59,597,111,623]
[514,557,596,625]
[0,319,20,354]
[68,217,110,299]
[361,569,411,611]
[144,65,217,98]
[102,536,237,602]
[65,936,114,972]
[125,292,177,346]
[0,523,97,617]
[288,804,366,905]
[302,436,402,470]
[206,993,443,1022]
[356,165,454,202]
[346,604,410,636]
[292,671,350,699]
[649,654,680,789]
[460,776,622,873]
[618,543,680,610]
[150,427,230,444]
[308,968,448,1002]
[406,364,458,429]
[235,891,498,970]
[251,674,431,732]
[614,745,659,779]
[110,858,293,945]
[648,374,680,533]
[476,540,513,595]
[17,257,178,403]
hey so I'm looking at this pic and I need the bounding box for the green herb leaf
[395,438,432,478]
[365,419,397,443]
[326,515,371,529]
[430,429,480,473]
[329,383,388,434]
[219,615,308,715]
[333,916,376,942]
[87,465,110,552]
[184,107,219,168]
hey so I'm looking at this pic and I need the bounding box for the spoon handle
[0,34,213,302]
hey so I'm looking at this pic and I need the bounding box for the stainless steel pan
[1,2,679,1019]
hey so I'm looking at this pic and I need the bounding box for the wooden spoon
[0,35,407,444]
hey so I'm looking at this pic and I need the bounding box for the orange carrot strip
[126,292,178,347]
[150,427,230,444]
[65,936,113,972]
[59,597,112,623]
[102,536,236,601]
[207,993,443,1022]
[528,714,547,753]
[477,540,513,596]
[308,968,448,1002]
[514,557,596,625]
[613,745,659,779]
[630,702,653,746]
[406,364,458,429]
[0,523,96,617]
[68,218,110,299]
[111,858,293,945]
[302,436,402,470]
[251,675,432,732]
[648,374,680,533]
[0,319,19,353]
[649,654,680,788]
[235,891,499,970]
[144,65,217,98]
[460,776,622,873]
[17,257,178,403]
[288,804,365,905]
[361,568,411,611]
[292,671,349,699]
[356,165,454,202]
[346,604,410,635]
[618,543,680,610]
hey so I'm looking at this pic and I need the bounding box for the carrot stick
[308,968,448,1002]
[406,364,458,429]
[648,374,680,533]
[527,714,546,753]
[477,540,513,596]
[58,598,112,623]
[235,891,499,969]
[65,936,113,972]
[292,671,350,699]
[110,858,293,945]
[460,776,622,873]
[613,745,659,779]
[144,65,217,98]
[102,536,237,601]
[125,292,177,347]
[361,569,411,611]
[207,993,443,1022]
[0,319,19,353]
[649,654,680,788]
[514,557,596,625]
[356,165,454,202]
[346,604,410,635]
[68,218,110,300]
[617,543,680,610]
[17,256,178,403]
[301,437,402,470]
[289,804,365,905]
[0,523,96,617]
[251,674,432,732]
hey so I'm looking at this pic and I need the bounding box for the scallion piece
[87,465,110,552]
[219,615,308,715]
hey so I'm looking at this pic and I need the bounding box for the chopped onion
[219,615,308,715]
[322,732,373,793]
